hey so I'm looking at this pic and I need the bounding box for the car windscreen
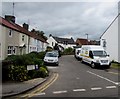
[46,53,57,57]
[93,51,107,57]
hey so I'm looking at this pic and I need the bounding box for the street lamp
[85,33,88,45]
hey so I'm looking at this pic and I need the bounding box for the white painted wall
[47,36,57,48]
[59,43,75,49]
[100,15,119,62]
[47,36,75,50]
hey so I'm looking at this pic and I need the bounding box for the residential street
[30,55,119,98]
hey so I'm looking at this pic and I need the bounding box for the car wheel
[91,62,95,68]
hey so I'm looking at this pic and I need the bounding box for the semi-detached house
[0,15,48,60]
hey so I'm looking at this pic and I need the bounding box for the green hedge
[8,65,29,82]
[3,51,49,82]
[62,47,74,55]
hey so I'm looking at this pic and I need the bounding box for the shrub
[28,66,49,79]
[62,47,74,55]
[46,46,53,52]
[38,51,46,59]
[2,60,12,81]
[4,51,49,81]
[39,67,49,78]
[8,65,29,82]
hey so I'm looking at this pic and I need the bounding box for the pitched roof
[100,13,120,39]
[76,38,89,45]
[0,16,19,31]
[52,36,75,44]
[0,16,47,43]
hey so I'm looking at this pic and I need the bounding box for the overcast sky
[2,1,119,40]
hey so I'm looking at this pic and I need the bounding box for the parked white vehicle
[74,48,82,60]
[80,45,111,68]
[44,52,59,66]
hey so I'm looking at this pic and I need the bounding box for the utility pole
[85,33,88,45]
[12,2,15,16]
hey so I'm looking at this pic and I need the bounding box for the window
[13,47,16,54]
[52,42,54,46]
[9,30,12,37]
[8,46,13,55]
[8,46,16,55]
[22,35,25,41]
[103,40,106,47]
[89,51,93,59]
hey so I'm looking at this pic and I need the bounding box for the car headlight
[55,59,58,62]
[44,59,47,61]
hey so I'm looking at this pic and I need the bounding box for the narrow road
[31,55,119,97]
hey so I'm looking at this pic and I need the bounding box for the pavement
[2,71,53,98]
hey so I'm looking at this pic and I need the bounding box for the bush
[62,47,74,55]
[39,67,49,78]
[2,60,12,81]
[8,65,29,82]
[38,51,46,59]
[28,66,49,79]
[4,51,49,81]
[46,46,53,52]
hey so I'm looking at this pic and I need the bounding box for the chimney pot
[5,15,15,23]
[23,23,29,30]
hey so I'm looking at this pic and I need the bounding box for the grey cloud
[2,2,118,40]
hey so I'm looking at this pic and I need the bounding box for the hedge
[2,51,49,82]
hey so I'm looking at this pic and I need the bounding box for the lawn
[111,62,120,69]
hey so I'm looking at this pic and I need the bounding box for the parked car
[44,52,59,66]
[51,50,59,57]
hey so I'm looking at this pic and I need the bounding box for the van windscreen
[93,51,107,57]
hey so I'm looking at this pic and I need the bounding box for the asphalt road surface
[32,55,119,98]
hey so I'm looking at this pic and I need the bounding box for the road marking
[53,90,67,94]
[108,72,118,75]
[106,86,117,89]
[33,92,46,96]
[22,73,59,98]
[76,77,80,80]
[73,89,86,92]
[91,87,102,90]
[87,71,120,86]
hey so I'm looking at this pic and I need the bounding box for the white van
[80,45,111,68]
[74,48,82,60]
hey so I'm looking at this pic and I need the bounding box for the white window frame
[8,46,16,55]
[8,46,13,55]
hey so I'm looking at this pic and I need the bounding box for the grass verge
[111,62,120,69]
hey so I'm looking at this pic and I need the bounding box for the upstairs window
[9,30,12,37]
[22,35,25,41]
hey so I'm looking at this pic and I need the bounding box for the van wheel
[91,62,95,68]
[80,58,83,63]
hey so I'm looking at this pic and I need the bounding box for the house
[47,34,76,51]
[76,38,90,47]
[76,38,100,47]
[0,15,47,60]
[100,14,119,63]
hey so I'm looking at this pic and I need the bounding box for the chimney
[5,15,15,23]
[49,34,52,37]
[23,23,29,30]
